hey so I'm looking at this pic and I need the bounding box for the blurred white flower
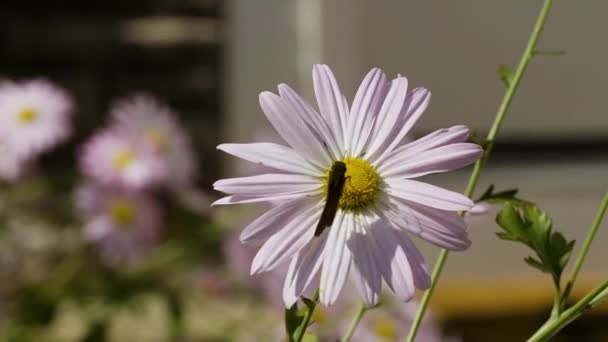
[0,79,73,159]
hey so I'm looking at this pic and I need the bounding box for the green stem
[407,1,555,340]
[342,303,368,342]
[293,291,319,342]
[562,191,608,302]
[528,280,608,342]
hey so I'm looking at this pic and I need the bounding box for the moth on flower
[214,65,483,306]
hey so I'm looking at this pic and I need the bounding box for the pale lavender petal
[250,202,322,273]
[383,226,431,290]
[379,143,483,178]
[386,179,474,211]
[313,64,349,153]
[218,143,321,176]
[365,76,408,160]
[319,211,352,305]
[368,219,415,301]
[212,192,316,206]
[347,68,388,157]
[240,197,312,242]
[348,220,382,305]
[213,174,320,196]
[278,84,341,160]
[379,199,471,251]
[384,125,470,160]
[259,91,332,168]
[283,234,328,307]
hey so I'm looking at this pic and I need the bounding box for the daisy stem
[341,303,369,342]
[293,290,319,342]
[561,191,608,305]
[407,0,555,340]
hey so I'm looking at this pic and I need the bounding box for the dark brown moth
[314,161,347,236]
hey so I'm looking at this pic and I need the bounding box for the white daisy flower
[79,127,167,190]
[110,94,197,188]
[0,79,73,159]
[214,65,483,306]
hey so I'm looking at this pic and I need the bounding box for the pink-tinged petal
[386,179,474,211]
[283,234,328,307]
[365,76,408,160]
[383,226,431,290]
[319,211,352,305]
[313,64,349,153]
[259,92,332,168]
[379,143,483,178]
[240,197,312,242]
[348,221,382,305]
[213,174,320,196]
[218,143,321,176]
[379,199,471,251]
[389,125,470,158]
[251,203,322,273]
[368,219,415,301]
[278,84,341,160]
[212,192,316,206]
[348,68,388,157]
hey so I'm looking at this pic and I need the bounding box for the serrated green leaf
[525,256,549,273]
[497,64,513,87]
[476,185,532,206]
[496,203,528,243]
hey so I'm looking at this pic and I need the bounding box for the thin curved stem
[293,290,319,342]
[562,191,608,302]
[407,1,555,340]
[528,280,608,342]
[342,303,368,342]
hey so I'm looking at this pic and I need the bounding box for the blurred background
[0,0,606,341]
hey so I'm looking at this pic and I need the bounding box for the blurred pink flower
[110,94,197,189]
[75,183,162,266]
[0,79,73,159]
[79,127,167,191]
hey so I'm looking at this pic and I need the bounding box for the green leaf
[496,203,528,243]
[497,64,513,87]
[476,185,532,206]
[525,256,549,273]
[301,333,319,342]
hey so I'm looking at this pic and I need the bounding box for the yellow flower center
[144,126,170,153]
[322,157,380,212]
[374,317,398,340]
[110,199,135,227]
[112,149,134,170]
[18,108,37,124]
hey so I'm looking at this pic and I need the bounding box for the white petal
[368,220,415,301]
[386,179,474,211]
[218,143,321,176]
[313,64,348,154]
[251,202,322,273]
[278,84,341,160]
[259,91,332,168]
[365,76,408,160]
[283,234,328,307]
[213,174,320,196]
[348,219,382,305]
[240,197,311,242]
[379,143,483,178]
[319,211,352,305]
[347,68,388,157]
